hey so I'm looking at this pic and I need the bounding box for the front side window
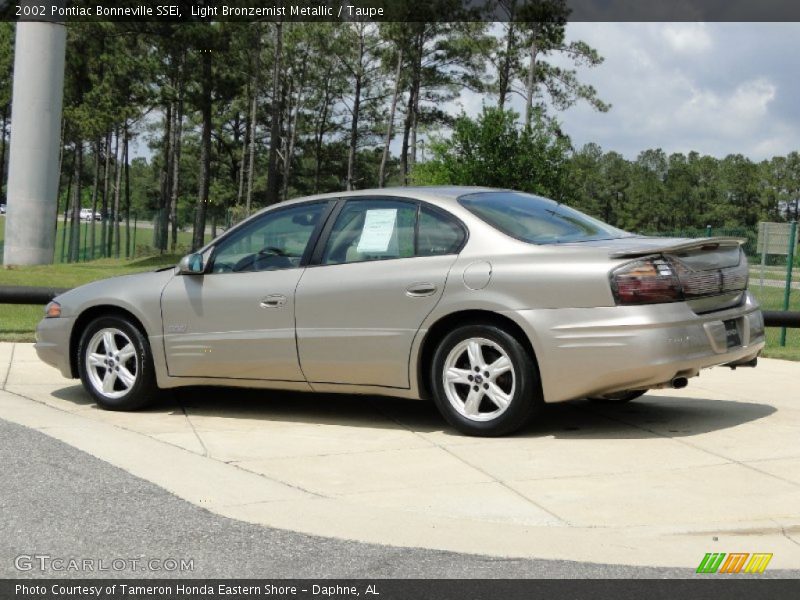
[459,191,630,244]
[321,199,417,265]
[211,203,326,273]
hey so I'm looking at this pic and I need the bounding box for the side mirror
[177,253,205,275]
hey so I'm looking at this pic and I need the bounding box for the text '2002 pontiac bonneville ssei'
[35,187,764,436]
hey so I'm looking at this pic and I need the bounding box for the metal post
[780,221,797,347]
[82,218,87,261]
[132,212,137,256]
[760,224,769,291]
[3,6,67,265]
[705,225,712,237]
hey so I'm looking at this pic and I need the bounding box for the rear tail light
[611,257,683,305]
[611,251,749,306]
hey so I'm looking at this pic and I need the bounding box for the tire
[588,389,648,403]
[77,314,158,411]
[430,324,542,436]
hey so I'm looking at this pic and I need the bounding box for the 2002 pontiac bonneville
[36,187,764,436]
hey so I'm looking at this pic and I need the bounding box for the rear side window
[459,191,630,244]
[417,206,466,256]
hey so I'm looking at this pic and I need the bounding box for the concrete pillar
[3,13,66,265]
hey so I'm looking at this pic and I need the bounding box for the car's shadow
[52,384,777,440]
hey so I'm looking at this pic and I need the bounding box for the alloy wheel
[442,337,516,422]
[85,328,138,399]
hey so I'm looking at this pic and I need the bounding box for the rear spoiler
[609,237,745,259]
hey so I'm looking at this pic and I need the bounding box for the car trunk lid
[583,236,749,312]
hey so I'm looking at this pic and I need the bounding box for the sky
[456,22,800,162]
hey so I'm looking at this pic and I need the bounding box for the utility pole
[3,2,66,265]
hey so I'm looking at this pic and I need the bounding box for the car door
[160,201,331,380]
[295,198,466,388]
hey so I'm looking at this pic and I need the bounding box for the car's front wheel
[430,324,542,436]
[77,315,158,411]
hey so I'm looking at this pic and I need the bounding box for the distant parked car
[35,186,765,436]
[0,203,6,214]
[101,210,124,222]
[79,208,96,221]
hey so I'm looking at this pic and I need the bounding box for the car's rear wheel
[77,315,158,411]
[588,389,648,403]
[430,324,542,436]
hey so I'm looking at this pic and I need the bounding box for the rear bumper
[506,291,765,403]
[34,316,74,379]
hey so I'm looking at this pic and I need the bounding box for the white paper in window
[357,209,397,253]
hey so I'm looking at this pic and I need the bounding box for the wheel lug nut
[473,386,479,392]
[484,371,490,377]
[483,383,489,389]
[468,375,473,381]
[474,367,480,372]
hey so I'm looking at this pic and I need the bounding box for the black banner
[3,579,800,600]
[5,0,800,23]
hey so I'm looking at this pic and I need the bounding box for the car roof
[268,186,507,211]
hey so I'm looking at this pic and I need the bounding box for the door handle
[406,283,437,297]
[259,294,287,308]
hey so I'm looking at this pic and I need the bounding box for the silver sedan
[36,187,765,436]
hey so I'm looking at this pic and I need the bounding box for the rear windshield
[459,191,631,244]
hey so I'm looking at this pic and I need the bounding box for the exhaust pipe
[671,377,689,389]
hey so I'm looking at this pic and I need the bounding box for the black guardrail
[0,286,70,305]
[763,310,800,328]
[1,285,799,328]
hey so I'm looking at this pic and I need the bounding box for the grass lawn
[749,285,800,360]
[0,255,181,342]
[1,245,799,360]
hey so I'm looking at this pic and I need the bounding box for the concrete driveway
[1,342,799,569]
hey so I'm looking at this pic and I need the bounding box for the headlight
[44,301,61,318]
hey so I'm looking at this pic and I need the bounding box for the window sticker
[356,208,397,253]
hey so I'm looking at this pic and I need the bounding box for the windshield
[459,191,631,244]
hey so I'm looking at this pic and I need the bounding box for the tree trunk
[113,127,123,259]
[0,106,7,203]
[498,21,516,109]
[400,34,422,184]
[524,30,540,128]
[101,130,111,257]
[170,91,183,252]
[346,73,362,191]
[312,74,332,194]
[379,48,403,188]
[68,142,82,263]
[245,31,261,215]
[283,56,307,201]
[236,106,248,209]
[124,125,131,258]
[265,21,283,206]
[155,101,172,251]
[245,89,258,214]
[410,79,420,170]
[107,130,120,258]
[192,51,213,251]
[89,139,101,260]
[60,149,75,263]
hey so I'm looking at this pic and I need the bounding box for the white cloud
[661,23,713,54]
[537,23,800,161]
